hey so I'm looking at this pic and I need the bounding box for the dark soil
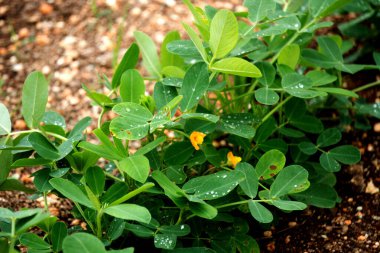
[0,1,379,252]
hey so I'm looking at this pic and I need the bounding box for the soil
[0,1,379,252]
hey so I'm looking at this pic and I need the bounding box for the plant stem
[352,79,380,92]
[43,192,49,212]
[105,172,124,182]
[96,209,103,239]
[73,202,96,234]
[216,199,270,209]
[109,182,155,206]
[258,96,292,128]
[7,129,68,141]
[98,108,105,129]
[175,208,185,225]
[9,218,16,251]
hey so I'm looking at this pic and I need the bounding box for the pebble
[12,63,24,72]
[344,220,352,225]
[35,34,51,46]
[42,65,51,74]
[365,179,379,194]
[18,27,30,39]
[263,231,272,237]
[39,3,53,15]
[374,122,380,132]
[357,235,367,241]
[288,221,297,228]
[14,119,27,130]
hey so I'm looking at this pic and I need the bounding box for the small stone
[365,180,379,194]
[42,65,51,74]
[39,3,53,15]
[285,235,291,244]
[49,207,59,216]
[374,242,379,248]
[71,219,81,226]
[18,27,30,39]
[20,174,33,184]
[374,122,380,132]
[358,235,367,241]
[347,197,353,202]
[321,234,328,239]
[80,222,87,230]
[288,221,297,228]
[0,47,7,55]
[263,231,272,237]
[341,225,348,233]
[367,144,374,152]
[344,220,352,225]
[357,206,363,211]
[35,34,51,46]
[356,211,363,219]
[12,63,23,72]
[14,119,27,130]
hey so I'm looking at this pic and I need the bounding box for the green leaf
[134,136,166,156]
[317,128,342,147]
[244,0,276,23]
[278,127,305,138]
[166,165,187,184]
[166,40,202,59]
[78,142,122,161]
[22,71,49,128]
[0,137,12,183]
[282,73,326,99]
[154,82,178,110]
[292,183,338,208]
[183,171,244,200]
[51,222,67,252]
[154,234,177,250]
[320,152,341,172]
[0,178,35,193]
[217,114,256,139]
[270,165,309,198]
[256,149,286,180]
[329,145,361,164]
[162,66,186,78]
[120,69,145,103]
[134,31,161,79]
[272,200,307,211]
[248,201,273,223]
[289,115,324,133]
[301,49,338,68]
[182,23,209,63]
[317,36,343,62]
[164,142,194,165]
[256,62,276,86]
[110,103,153,140]
[305,70,337,86]
[298,142,317,155]
[42,111,65,127]
[67,117,92,140]
[29,132,60,160]
[104,204,151,224]
[101,182,129,204]
[151,171,187,206]
[62,233,106,253]
[19,233,50,250]
[188,201,217,219]
[159,224,190,236]
[33,168,53,192]
[278,44,300,69]
[210,58,262,78]
[209,10,238,59]
[11,158,51,168]
[125,223,154,238]
[0,207,14,219]
[112,43,139,88]
[0,103,11,135]
[313,87,358,98]
[180,113,219,123]
[170,248,216,253]
[85,166,105,196]
[50,178,94,209]
[255,88,279,105]
[236,163,259,198]
[180,63,209,112]
[161,31,184,68]
[118,155,150,183]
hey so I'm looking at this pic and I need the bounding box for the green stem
[7,129,67,141]
[73,202,96,234]
[109,182,155,206]
[216,199,271,209]
[175,208,185,225]
[9,218,16,251]
[96,209,103,239]
[352,79,380,92]
[259,182,270,191]
[43,192,49,212]
[105,172,124,182]
[98,108,105,129]
[257,96,292,128]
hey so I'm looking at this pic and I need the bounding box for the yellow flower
[190,131,206,150]
[227,151,241,168]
